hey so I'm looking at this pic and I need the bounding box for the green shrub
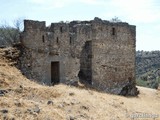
[136,79,148,87]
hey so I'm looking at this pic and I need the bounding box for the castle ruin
[20,17,138,95]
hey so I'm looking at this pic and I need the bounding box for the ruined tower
[20,17,138,95]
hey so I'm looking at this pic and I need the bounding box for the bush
[136,78,160,89]
[136,79,148,87]
[0,27,19,46]
[0,19,23,47]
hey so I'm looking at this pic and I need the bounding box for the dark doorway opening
[51,61,60,85]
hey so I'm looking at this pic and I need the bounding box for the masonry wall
[91,20,136,95]
[20,18,138,95]
[79,41,92,84]
[20,20,92,84]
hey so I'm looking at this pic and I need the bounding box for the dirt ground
[0,48,160,120]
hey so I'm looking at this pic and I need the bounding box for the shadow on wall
[78,41,92,85]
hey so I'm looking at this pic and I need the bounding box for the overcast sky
[0,0,159,51]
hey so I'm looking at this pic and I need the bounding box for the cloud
[78,0,106,5]
[109,0,160,23]
[29,0,45,4]
[29,0,106,9]
[28,0,160,24]
[29,0,74,8]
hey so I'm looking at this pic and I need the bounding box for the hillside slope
[136,51,160,88]
[0,48,160,120]
[136,51,160,77]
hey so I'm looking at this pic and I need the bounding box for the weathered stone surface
[0,90,8,96]
[27,106,40,114]
[47,100,54,105]
[20,17,138,95]
[0,109,8,114]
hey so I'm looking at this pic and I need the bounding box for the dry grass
[0,48,160,120]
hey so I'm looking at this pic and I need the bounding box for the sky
[0,0,159,51]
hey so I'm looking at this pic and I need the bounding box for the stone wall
[91,20,137,95]
[20,18,138,95]
[79,41,92,84]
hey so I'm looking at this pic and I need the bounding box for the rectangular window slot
[70,37,72,44]
[60,27,63,33]
[56,37,59,43]
[42,35,45,42]
[112,28,115,35]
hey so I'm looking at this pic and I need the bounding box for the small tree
[13,18,24,31]
[0,19,23,47]
[110,16,122,23]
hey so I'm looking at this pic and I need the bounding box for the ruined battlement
[24,20,46,31]
[20,17,138,96]
[24,17,135,35]
[22,17,136,48]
